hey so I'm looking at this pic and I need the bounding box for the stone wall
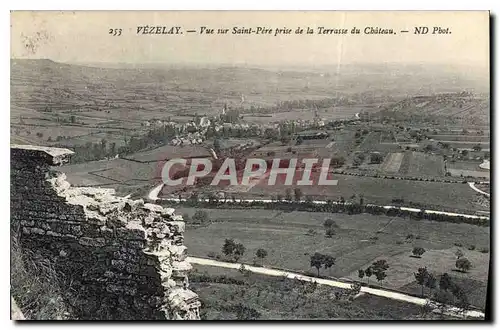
[10,145,200,320]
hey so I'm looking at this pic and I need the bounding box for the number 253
[109,28,122,36]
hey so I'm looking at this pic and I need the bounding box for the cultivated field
[447,161,490,179]
[242,174,486,213]
[179,208,490,309]
[404,152,445,177]
[380,152,404,173]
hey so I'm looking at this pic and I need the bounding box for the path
[468,182,490,197]
[187,256,485,319]
[151,194,489,221]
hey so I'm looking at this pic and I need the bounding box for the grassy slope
[191,264,431,320]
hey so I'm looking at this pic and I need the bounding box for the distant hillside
[11,59,489,117]
[377,92,490,124]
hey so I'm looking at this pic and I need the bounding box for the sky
[10,11,490,69]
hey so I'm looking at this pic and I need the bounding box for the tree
[310,253,324,277]
[222,239,236,259]
[358,269,365,282]
[439,273,453,292]
[353,154,365,166]
[364,267,373,285]
[192,210,210,225]
[255,248,268,265]
[323,218,337,229]
[325,227,335,238]
[375,270,387,285]
[424,144,434,153]
[109,142,117,156]
[412,247,426,258]
[414,267,429,297]
[330,156,346,168]
[233,243,246,262]
[456,257,472,273]
[433,289,455,319]
[455,249,464,260]
[285,188,292,202]
[323,255,336,275]
[372,260,389,272]
[371,260,389,286]
[424,273,437,296]
[370,152,384,164]
[294,188,303,202]
[454,287,470,317]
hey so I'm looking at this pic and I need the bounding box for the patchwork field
[380,152,404,173]
[358,132,402,154]
[179,208,490,309]
[405,152,445,177]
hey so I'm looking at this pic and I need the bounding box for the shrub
[456,257,472,272]
[479,248,489,253]
[207,251,217,259]
[468,245,476,251]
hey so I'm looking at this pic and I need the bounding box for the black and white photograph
[9,10,491,321]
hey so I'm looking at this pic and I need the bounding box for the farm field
[61,158,160,192]
[125,144,213,162]
[447,161,490,179]
[380,152,404,173]
[179,208,490,309]
[404,152,445,177]
[358,131,402,154]
[241,174,486,213]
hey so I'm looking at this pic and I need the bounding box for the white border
[2,1,498,329]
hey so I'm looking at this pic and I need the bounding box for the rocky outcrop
[10,145,200,320]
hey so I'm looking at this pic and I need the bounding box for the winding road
[187,256,485,319]
[468,182,490,197]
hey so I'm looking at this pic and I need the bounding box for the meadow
[179,208,490,310]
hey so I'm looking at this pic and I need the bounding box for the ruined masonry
[10,145,200,320]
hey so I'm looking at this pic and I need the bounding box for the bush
[479,248,489,253]
[454,242,463,247]
[207,251,217,259]
[468,245,476,251]
[456,257,472,272]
